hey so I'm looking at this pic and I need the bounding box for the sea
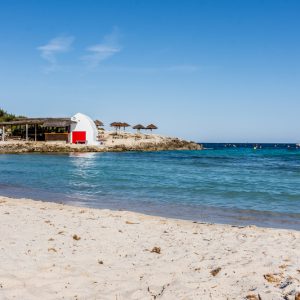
[0,143,299,230]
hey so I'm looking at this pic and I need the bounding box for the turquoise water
[0,149,300,229]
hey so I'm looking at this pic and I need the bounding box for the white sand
[0,196,299,300]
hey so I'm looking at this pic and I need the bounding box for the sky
[0,0,300,142]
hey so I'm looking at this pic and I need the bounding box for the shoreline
[0,134,202,154]
[0,195,299,299]
[1,189,300,231]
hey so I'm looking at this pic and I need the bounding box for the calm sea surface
[0,148,300,230]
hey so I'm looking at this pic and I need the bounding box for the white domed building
[70,113,99,145]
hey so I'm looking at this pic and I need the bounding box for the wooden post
[26,124,28,141]
[34,124,37,142]
[2,126,4,141]
[68,125,70,143]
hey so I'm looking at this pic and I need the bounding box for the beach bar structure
[0,112,99,145]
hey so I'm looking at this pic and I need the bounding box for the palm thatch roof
[146,124,158,130]
[110,122,130,132]
[110,122,123,128]
[0,118,73,127]
[94,120,104,127]
[133,124,145,130]
[110,122,130,127]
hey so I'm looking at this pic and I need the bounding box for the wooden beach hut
[0,117,72,142]
[0,113,99,145]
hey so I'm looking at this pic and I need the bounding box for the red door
[72,131,86,144]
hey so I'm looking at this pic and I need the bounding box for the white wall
[70,113,99,145]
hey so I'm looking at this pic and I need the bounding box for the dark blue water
[202,142,299,150]
[0,149,300,229]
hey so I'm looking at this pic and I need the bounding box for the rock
[0,138,202,153]
[263,273,281,283]
[72,234,81,241]
[279,279,292,289]
[246,295,259,300]
[48,247,57,252]
[125,221,139,225]
[211,267,221,276]
[150,247,161,254]
[295,292,300,300]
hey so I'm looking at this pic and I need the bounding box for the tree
[0,108,25,122]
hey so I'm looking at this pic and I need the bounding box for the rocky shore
[0,136,202,154]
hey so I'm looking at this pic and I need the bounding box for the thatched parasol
[94,120,104,127]
[120,122,130,131]
[146,124,158,131]
[110,122,122,132]
[132,124,145,132]
[110,122,130,132]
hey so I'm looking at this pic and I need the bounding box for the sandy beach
[0,196,299,299]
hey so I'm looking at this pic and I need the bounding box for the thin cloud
[82,28,121,68]
[89,64,199,74]
[37,36,74,70]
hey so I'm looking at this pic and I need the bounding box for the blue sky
[0,0,299,142]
